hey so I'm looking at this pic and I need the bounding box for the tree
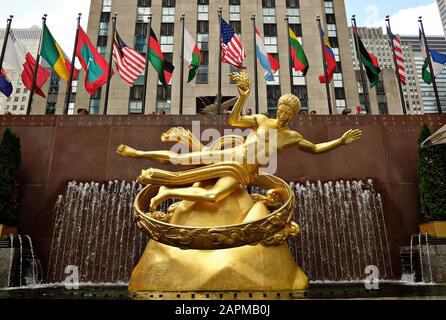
[0,128,21,225]
[417,124,446,221]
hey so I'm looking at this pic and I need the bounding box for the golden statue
[117,72,361,293]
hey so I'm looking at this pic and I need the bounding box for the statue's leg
[150,176,240,211]
[117,144,234,166]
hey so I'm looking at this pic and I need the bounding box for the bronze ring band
[133,174,299,250]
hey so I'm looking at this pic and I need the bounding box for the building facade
[40,0,359,115]
[401,35,446,114]
[349,27,425,115]
[0,27,43,115]
[438,0,446,36]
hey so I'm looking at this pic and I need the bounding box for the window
[162,7,175,23]
[162,0,175,7]
[293,69,306,85]
[333,73,343,88]
[262,8,276,24]
[267,85,281,114]
[137,7,151,22]
[102,0,112,12]
[99,22,109,36]
[264,37,278,53]
[327,24,337,37]
[89,87,102,114]
[229,5,240,21]
[156,85,171,113]
[292,85,308,111]
[324,1,334,14]
[160,35,174,53]
[198,5,209,21]
[287,8,300,24]
[286,0,299,8]
[138,0,151,6]
[128,83,144,114]
[229,21,241,34]
[263,24,277,37]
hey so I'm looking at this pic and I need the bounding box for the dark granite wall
[1,114,445,281]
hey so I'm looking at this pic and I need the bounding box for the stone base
[401,244,446,283]
[129,185,308,292]
[128,241,308,292]
[0,248,15,288]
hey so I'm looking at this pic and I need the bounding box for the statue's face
[276,104,294,127]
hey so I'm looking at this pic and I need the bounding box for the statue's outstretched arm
[228,72,257,128]
[297,129,362,154]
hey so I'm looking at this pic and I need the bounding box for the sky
[0,0,444,55]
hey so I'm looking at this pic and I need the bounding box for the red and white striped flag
[220,18,246,69]
[387,27,407,85]
[112,30,146,86]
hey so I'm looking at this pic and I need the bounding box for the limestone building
[0,27,43,115]
[38,0,359,115]
[349,27,424,115]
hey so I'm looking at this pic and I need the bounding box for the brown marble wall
[1,114,445,281]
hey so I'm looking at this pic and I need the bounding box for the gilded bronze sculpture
[117,72,361,292]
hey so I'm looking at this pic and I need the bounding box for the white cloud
[374,2,444,36]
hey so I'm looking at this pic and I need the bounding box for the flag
[0,69,13,97]
[353,27,381,88]
[22,53,50,98]
[184,28,202,83]
[41,24,77,82]
[113,30,146,86]
[288,28,309,76]
[149,28,175,86]
[318,26,337,84]
[387,26,406,85]
[420,29,446,85]
[220,18,246,69]
[76,26,113,95]
[3,30,50,97]
[255,28,280,81]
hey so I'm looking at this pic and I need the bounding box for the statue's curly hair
[278,94,301,115]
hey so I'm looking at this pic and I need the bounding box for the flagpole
[142,11,152,114]
[285,14,294,95]
[251,14,259,114]
[0,15,13,72]
[386,16,407,115]
[217,6,223,115]
[64,13,81,115]
[351,15,371,114]
[419,16,442,114]
[103,12,117,115]
[26,14,47,115]
[317,15,333,115]
[179,13,185,115]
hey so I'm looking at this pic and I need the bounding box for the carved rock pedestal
[128,187,308,292]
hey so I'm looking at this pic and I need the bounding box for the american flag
[387,27,407,85]
[113,30,146,86]
[220,18,246,69]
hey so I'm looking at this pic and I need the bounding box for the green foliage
[0,128,21,225]
[417,124,446,222]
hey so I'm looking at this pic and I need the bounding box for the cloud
[373,2,444,36]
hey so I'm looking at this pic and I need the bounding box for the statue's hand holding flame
[228,72,251,97]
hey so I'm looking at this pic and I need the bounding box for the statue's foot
[116,144,138,158]
[150,186,170,211]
